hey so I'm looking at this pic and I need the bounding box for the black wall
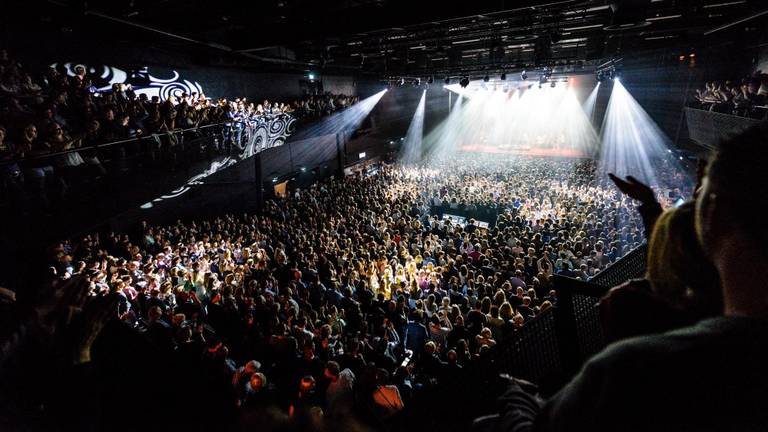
[4,29,356,102]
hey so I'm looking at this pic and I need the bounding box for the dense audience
[692,71,768,119]
[0,48,357,146]
[289,93,360,119]
[0,153,662,431]
[1,153,664,430]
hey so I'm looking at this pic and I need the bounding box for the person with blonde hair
[601,200,722,342]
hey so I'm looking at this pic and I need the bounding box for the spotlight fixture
[483,75,490,82]
[521,70,528,80]
[500,72,507,81]
[444,77,451,85]
[459,76,470,88]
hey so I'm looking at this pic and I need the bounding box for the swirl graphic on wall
[50,63,205,100]
[140,114,295,209]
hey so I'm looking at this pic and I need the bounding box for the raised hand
[72,293,119,364]
[35,276,91,336]
[608,173,657,205]
[33,276,118,364]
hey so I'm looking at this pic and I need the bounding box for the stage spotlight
[459,76,470,88]
[500,72,507,81]
[308,73,316,80]
[521,70,528,80]
[483,75,490,82]
[444,77,451,85]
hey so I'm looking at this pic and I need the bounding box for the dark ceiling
[5,0,768,78]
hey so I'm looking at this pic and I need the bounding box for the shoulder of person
[585,318,733,374]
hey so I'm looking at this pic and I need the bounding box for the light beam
[599,79,684,188]
[400,90,426,164]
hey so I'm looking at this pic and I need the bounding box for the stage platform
[460,144,590,158]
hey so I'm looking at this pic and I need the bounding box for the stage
[460,144,590,158]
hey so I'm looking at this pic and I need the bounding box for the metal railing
[0,114,296,209]
[2,113,296,165]
[685,107,765,149]
[490,243,648,395]
[9,122,225,163]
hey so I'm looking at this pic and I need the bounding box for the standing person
[324,361,355,418]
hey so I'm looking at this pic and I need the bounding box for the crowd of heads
[3,152,657,430]
[692,71,768,119]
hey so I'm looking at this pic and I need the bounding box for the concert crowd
[1,154,655,431]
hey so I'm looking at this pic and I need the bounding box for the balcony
[685,106,767,149]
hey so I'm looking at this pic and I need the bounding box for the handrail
[3,121,225,165]
[686,105,768,119]
[2,113,296,164]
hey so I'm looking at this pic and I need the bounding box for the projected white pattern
[140,114,296,209]
[50,63,205,100]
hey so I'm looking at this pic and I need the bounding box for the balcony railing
[1,114,296,213]
[685,107,766,149]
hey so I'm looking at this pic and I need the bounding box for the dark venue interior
[1,0,768,430]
